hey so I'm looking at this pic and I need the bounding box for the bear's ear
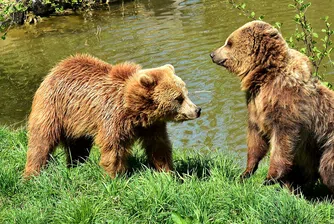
[139,74,156,88]
[164,64,175,73]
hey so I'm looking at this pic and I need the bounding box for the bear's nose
[196,107,201,118]
[210,52,216,63]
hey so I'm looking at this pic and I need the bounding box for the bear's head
[124,64,201,125]
[210,20,288,79]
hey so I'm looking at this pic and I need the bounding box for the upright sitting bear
[211,21,334,193]
[24,54,201,178]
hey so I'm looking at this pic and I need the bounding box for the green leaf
[289,36,293,42]
[312,32,318,38]
[321,81,333,89]
[300,2,311,11]
[250,11,255,18]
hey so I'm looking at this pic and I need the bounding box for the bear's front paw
[240,170,253,180]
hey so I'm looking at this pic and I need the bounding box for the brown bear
[211,20,334,193]
[24,54,201,179]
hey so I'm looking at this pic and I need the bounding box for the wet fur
[24,54,199,178]
[211,21,334,193]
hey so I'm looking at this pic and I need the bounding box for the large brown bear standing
[211,20,334,193]
[24,54,201,178]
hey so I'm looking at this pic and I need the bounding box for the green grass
[1,127,334,224]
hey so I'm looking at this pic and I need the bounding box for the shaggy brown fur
[211,20,334,193]
[24,54,201,179]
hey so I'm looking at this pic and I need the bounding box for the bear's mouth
[217,59,227,67]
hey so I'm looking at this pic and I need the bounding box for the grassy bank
[0,127,334,223]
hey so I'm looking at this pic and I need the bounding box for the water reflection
[0,0,333,154]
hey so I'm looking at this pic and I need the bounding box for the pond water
[1,0,334,156]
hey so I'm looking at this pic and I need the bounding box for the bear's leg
[24,123,60,178]
[64,136,93,167]
[319,146,334,193]
[99,148,130,178]
[282,139,319,194]
[141,123,173,172]
[96,128,133,178]
[277,166,308,194]
[241,121,269,179]
[264,128,298,186]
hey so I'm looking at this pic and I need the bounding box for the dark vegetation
[0,0,119,39]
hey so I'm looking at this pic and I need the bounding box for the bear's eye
[226,40,233,47]
[175,95,184,104]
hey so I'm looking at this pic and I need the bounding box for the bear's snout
[210,52,219,64]
[210,52,215,60]
[175,98,201,122]
[210,50,227,67]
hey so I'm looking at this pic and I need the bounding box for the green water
[1,0,334,153]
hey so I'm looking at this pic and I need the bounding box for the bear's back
[50,54,113,81]
[45,54,141,88]
[34,55,115,130]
